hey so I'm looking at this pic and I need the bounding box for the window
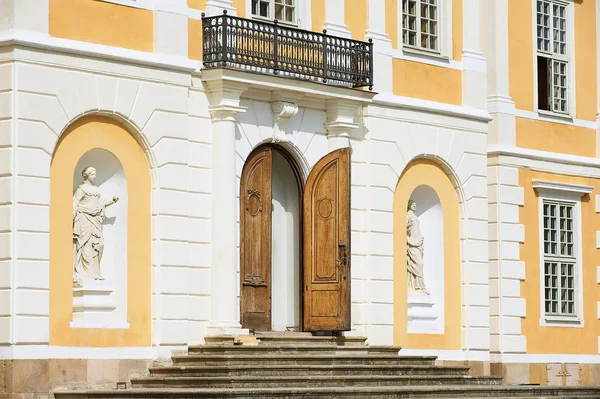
[252,0,296,25]
[533,179,592,327]
[402,0,439,52]
[536,0,569,114]
[542,201,576,316]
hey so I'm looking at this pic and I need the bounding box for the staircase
[54,332,600,398]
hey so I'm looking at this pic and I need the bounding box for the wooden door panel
[303,148,351,331]
[240,147,272,331]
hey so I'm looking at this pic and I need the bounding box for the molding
[488,144,600,178]
[391,48,463,71]
[0,29,200,73]
[398,349,490,362]
[491,353,600,364]
[373,93,492,122]
[0,345,172,359]
[514,109,596,130]
[199,68,376,105]
[532,180,594,195]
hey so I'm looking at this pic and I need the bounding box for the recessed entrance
[240,144,352,333]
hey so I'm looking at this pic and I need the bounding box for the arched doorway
[240,144,352,332]
[239,145,304,331]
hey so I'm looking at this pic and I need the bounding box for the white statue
[72,166,119,285]
[406,200,429,295]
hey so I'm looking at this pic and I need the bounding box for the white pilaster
[0,0,48,33]
[205,0,237,16]
[482,0,516,146]
[323,0,351,38]
[325,99,360,151]
[154,9,188,57]
[461,0,487,110]
[365,0,393,93]
[204,79,249,336]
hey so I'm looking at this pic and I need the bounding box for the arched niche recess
[50,115,151,347]
[393,158,461,350]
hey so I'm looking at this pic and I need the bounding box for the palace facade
[1,0,600,393]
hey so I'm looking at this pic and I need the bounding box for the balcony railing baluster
[201,11,373,89]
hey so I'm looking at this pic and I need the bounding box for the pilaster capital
[325,99,361,136]
[204,0,237,16]
[204,79,249,121]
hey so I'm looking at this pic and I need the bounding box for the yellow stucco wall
[189,18,203,60]
[49,0,154,52]
[393,159,461,350]
[50,116,151,347]
[385,0,398,49]
[312,0,326,32]
[187,0,205,9]
[515,118,596,158]
[392,59,462,105]
[574,0,597,121]
[508,0,534,111]
[452,0,463,62]
[345,0,368,41]
[520,169,600,354]
[508,0,597,119]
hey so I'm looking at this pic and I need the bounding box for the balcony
[201,11,373,90]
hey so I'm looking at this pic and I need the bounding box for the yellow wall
[515,118,596,158]
[393,159,461,350]
[574,0,597,121]
[520,169,600,354]
[189,18,203,60]
[312,0,326,32]
[392,59,462,105]
[50,116,151,347]
[508,0,534,111]
[187,0,204,9]
[385,0,398,49]
[509,0,598,119]
[452,0,463,61]
[49,0,154,52]
[345,0,368,41]
[233,0,246,18]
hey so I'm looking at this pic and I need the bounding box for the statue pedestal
[71,280,129,329]
[407,291,439,333]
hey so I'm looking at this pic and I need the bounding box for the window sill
[251,15,299,28]
[538,109,574,123]
[540,315,583,328]
[401,46,450,64]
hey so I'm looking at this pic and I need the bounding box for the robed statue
[72,166,119,284]
[406,200,429,295]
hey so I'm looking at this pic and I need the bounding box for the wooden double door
[239,145,351,332]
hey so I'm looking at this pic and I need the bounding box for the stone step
[171,354,436,367]
[200,334,368,347]
[53,385,600,398]
[131,374,502,389]
[149,364,471,378]
[188,344,401,355]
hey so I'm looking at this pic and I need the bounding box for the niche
[70,149,128,328]
[406,185,444,334]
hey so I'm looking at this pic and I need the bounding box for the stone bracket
[271,101,299,143]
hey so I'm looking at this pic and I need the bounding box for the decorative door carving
[302,148,351,331]
[240,147,272,330]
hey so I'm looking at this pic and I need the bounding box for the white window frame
[532,0,576,119]
[247,0,307,28]
[533,180,592,328]
[398,0,452,61]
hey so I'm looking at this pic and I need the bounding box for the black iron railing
[201,11,373,89]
